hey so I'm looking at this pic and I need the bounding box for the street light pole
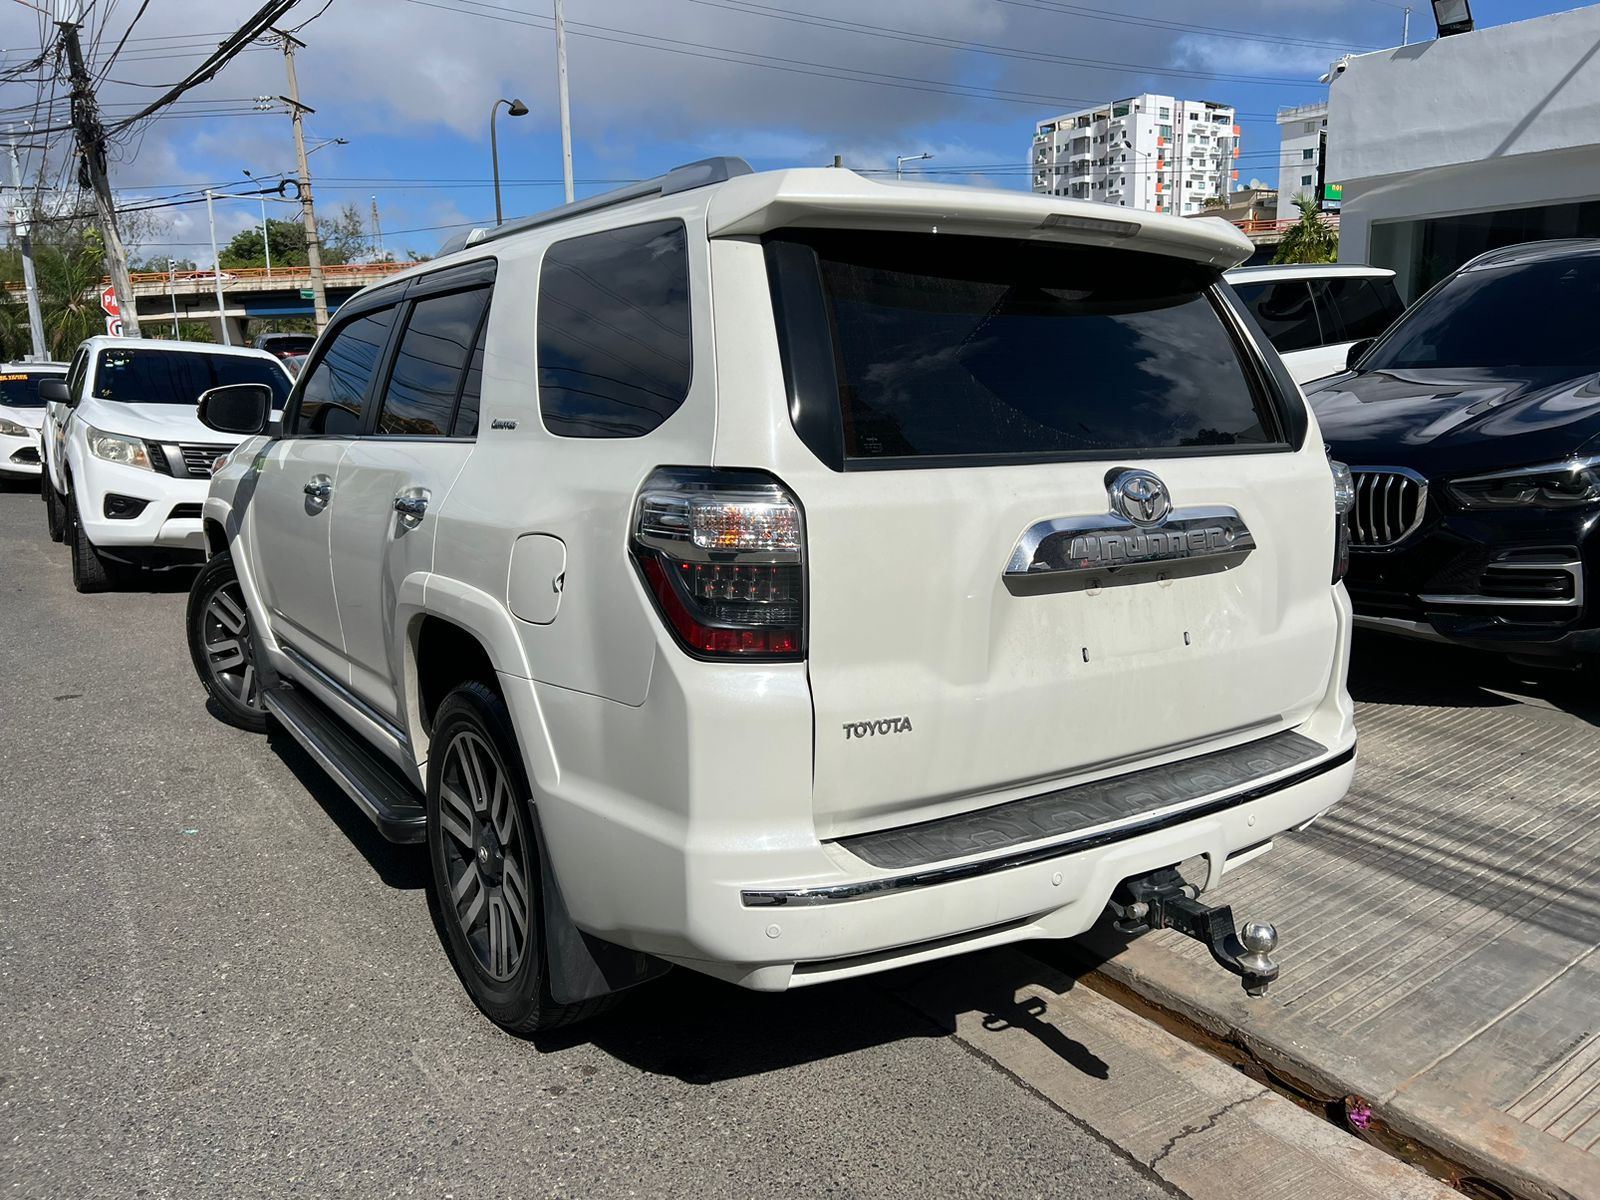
[205,189,231,346]
[261,196,272,278]
[490,97,529,226]
[555,0,574,204]
[896,151,933,180]
[168,258,179,339]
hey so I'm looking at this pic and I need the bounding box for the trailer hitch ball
[1237,921,1280,997]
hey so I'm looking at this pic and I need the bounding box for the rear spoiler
[705,169,1253,270]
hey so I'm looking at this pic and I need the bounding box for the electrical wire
[994,0,1383,53]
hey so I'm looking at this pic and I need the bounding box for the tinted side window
[453,316,488,438]
[376,288,491,437]
[295,307,397,435]
[1316,277,1399,343]
[1234,280,1322,353]
[537,219,692,438]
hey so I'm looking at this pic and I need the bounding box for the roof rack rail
[436,156,753,257]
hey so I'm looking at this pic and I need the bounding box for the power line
[682,0,1338,85]
[104,0,301,134]
[994,0,1382,53]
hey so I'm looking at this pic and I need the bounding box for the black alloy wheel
[425,681,617,1033]
[186,553,270,732]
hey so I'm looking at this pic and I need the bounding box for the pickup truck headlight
[1445,456,1600,510]
[0,416,28,437]
[85,426,153,471]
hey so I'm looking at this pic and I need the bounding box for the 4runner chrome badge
[490,418,518,430]
[1005,473,1255,579]
[843,717,914,740]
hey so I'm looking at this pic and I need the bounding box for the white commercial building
[1330,6,1600,300]
[1276,101,1328,222]
[1031,94,1240,216]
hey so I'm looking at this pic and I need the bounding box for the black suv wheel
[426,681,615,1034]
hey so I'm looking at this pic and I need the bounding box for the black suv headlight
[1445,456,1600,510]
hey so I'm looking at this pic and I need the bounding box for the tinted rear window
[1233,280,1323,353]
[0,370,63,406]
[1315,277,1401,342]
[785,231,1275,463]
[1361,257,1600,371]
[92,349,291,407]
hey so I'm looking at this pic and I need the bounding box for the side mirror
[197,384,274,436]
[38,378,70,405]
[1346,339,1375,372]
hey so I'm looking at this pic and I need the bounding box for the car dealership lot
[1,484,1593,1198]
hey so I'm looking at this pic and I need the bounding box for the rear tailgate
[757,228,1340,838]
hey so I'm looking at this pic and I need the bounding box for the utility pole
[273,29,328,330]
[5,128,48,360]
[205,190,231,345]
[370,195,382,261]
[57,10,141,337]
[554,0,574,204]
[168,258,179,339]
[1402,6,1412,45]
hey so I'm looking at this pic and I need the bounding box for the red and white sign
[101,285,124,337]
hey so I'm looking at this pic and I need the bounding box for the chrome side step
[264,685,427,844]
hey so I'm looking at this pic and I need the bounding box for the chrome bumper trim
[1353,614,1448,642]
[740,744,1356,908]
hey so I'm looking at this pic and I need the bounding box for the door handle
[393,488,431,529]
[303,475,333,506]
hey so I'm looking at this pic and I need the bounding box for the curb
[1067,927,1599,1200]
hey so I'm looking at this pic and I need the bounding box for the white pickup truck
[40,337,293,591]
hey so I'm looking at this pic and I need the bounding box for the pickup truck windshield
[92,348,291,406]
[0,370,63,406]
[772,229,1277,464]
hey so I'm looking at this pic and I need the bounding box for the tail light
[1330,459,1355,584]
[631,468,805,660]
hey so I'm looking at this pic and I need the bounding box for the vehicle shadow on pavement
[116,563,201,595]
[1348,630,1600,726]
[545,950,1110,1085]
[265,726,429,890]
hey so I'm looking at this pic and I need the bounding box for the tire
[45,474,65,543]
[426,680,616,1034]
[187,553,270,733]
[67,494,118,593]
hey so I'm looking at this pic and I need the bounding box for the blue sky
[0,0,1586,262]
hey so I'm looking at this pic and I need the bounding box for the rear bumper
[520,588,1357,991]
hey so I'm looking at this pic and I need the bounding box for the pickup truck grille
[1348,468,1427,549]
[144,441,231,479]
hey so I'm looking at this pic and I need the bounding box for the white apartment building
[1276,101,1328,221]
[1031,94,1240,216]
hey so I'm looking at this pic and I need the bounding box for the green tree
[1202,195,1228,211]
[218,204,373,269]
[1273,194,1339,265]
[34,227,110,359]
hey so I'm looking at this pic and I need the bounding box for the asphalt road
[0,484,1178,1200]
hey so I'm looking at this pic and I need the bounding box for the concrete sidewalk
[891,949,1459,1200]
[1065,636,1600,1200]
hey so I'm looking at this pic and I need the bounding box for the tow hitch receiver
[1108,867,1280,997]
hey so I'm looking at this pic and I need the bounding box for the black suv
[1308,239,1600,662]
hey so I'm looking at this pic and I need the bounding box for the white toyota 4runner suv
[0,361,66,482]
[186,160,1358,1032]
[40,337,293,592]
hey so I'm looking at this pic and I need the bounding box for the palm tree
[34,228,107,359]
[1273,194,1338,265]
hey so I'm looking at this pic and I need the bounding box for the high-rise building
[1030,94,1240,215]
[1276,101,1329,222]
